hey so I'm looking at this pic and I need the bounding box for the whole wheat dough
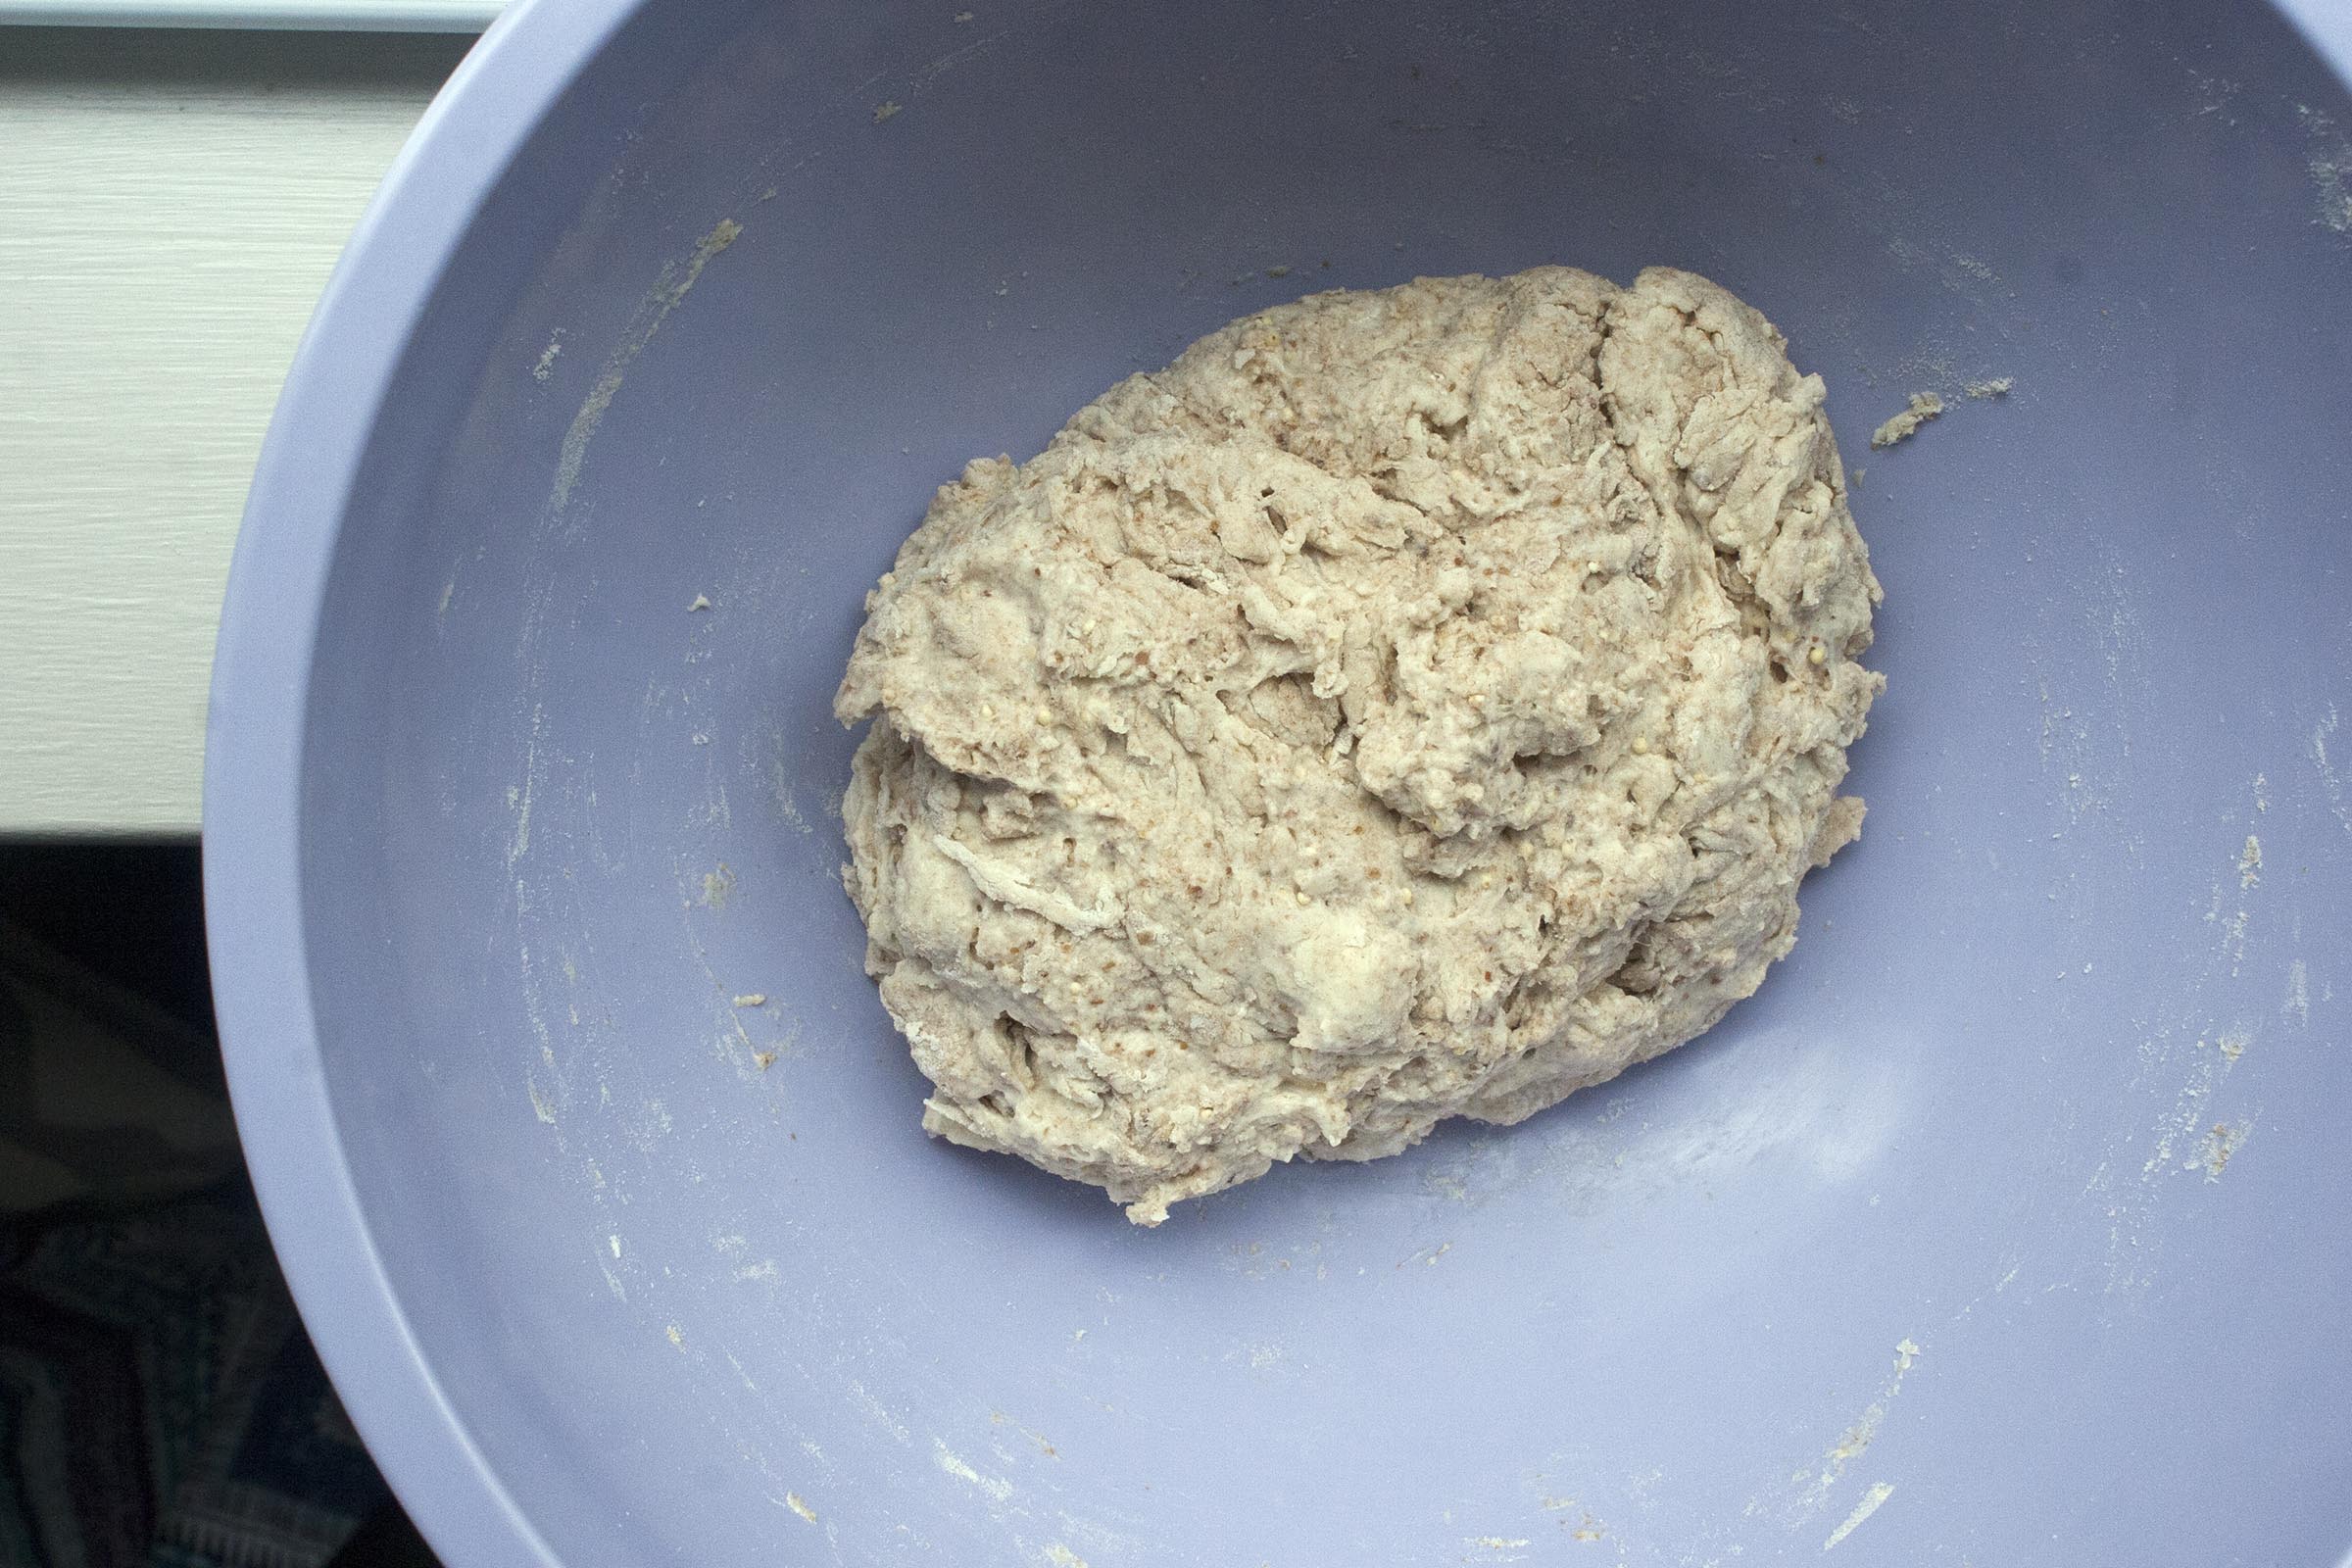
[836,267,1882,1224]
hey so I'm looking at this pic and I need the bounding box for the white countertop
[0,28,461,835]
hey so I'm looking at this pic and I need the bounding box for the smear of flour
[549,218,742,514]
[988,1410,1061,1459]
[2194,1119,2250,1180]
[1785,1339,1924,1525]
[1822,1482,1894,1550]
[2102,1008,2257,1292]
[505,220,753,1148]
[932,1440,1012,1501]
[845,1381,909,1445]
[2299,105,2352,234]
[768,731,818,835]
[507,703,545,867]
[2079,779,2282,1283]
[2186,68,2246,126]
[2138,1029,2250,1178]
[2315,706,2349,838]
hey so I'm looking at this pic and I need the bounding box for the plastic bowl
[207,1,2352,1562]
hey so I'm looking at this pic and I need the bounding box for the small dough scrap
[1870,391,1944,448]
[836,267,1884,1224]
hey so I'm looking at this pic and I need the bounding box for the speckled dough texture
[836,267,1883,1224]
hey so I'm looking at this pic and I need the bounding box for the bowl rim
[200,3,2352,1564]
[2279,0,2352,81]
[202,0,635,1561]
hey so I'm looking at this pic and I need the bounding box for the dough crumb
[1964,376,2014,400]
[1870,391,1944,448]
[873,100,903,123]
[689,593,711,612]
[836,267,1883,1224]
[733,993,768,1006]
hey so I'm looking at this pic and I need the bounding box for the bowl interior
[280,0,2352,1561]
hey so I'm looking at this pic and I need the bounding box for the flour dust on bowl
[204,1,2352,1563]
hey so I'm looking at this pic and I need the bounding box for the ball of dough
[836,267,1882,1225]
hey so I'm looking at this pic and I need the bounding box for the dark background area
[1,843,439,1568]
